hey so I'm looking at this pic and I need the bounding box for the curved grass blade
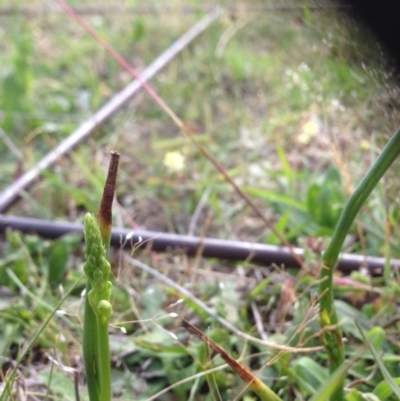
[0,275,83,401]
[308,358,353,401]
[355,320,400,399]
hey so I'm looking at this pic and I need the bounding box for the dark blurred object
[337,0,400,71]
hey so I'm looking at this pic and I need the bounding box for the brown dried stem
[97,151,120,249]
[182,319,283,401]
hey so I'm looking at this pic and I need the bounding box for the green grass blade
[276,141,294,191]
[308,358,353,401]
[355,321,400,399]
[323,126,400,269]
[319,126,400,400]
[0,275,84,401]
[242,186,307,211]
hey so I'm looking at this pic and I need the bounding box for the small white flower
[163,151,185,173]
[299,62,310,72]
[360,140,371,150]
[330,98,345,111]
[298,114,321,145]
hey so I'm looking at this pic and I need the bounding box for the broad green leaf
[335,300,369,340]
[347,392,383,401]
[356,321,400,399]
[309,358,353,401]
[366,326,386,350]
[374,377,400,400]
[294,357,328,391]
[346,388,365,401]
[38,371,77,401]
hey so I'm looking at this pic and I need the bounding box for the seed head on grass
[83,212,112,322]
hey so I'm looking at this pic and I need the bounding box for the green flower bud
[98,300,113,324]
[83,213,113,323]
[84,213,107,281]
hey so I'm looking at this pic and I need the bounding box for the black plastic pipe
[1,214,397,275]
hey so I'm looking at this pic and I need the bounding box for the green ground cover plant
[1,1,400,400]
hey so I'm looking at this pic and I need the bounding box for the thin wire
[128,256,324,353]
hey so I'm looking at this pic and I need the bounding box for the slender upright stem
[319,126,400,400]
[97,318,112,401]
[83,282,100,401]
[83,151,119,401]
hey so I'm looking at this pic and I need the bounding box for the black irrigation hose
[1,214,398,275]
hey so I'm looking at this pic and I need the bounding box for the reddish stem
[98,151,120,248]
